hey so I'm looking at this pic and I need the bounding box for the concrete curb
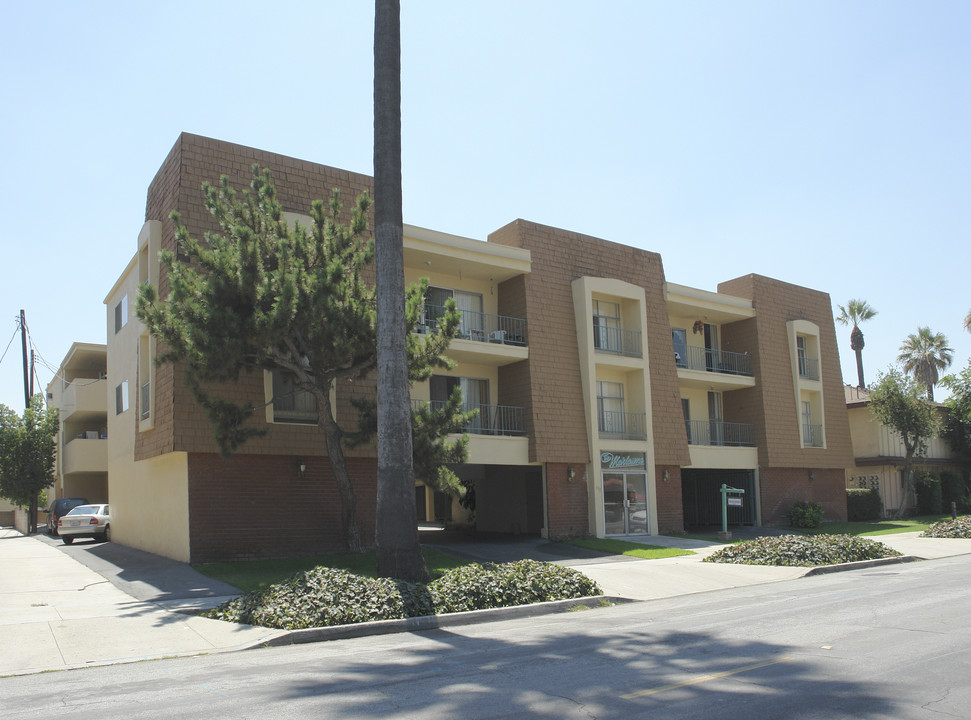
[802,554,919,576]
[254,595,634,649]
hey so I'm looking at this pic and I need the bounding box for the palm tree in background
[897,327,954,401]
[836,299,878,388]
[964,309,970,334]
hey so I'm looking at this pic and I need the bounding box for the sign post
[719,484,745,541]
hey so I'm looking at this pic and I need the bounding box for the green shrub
[787,500,824,528]
[846,488,883,521]
[914,471,943,515]
[920,516,971,538]
[430,560,602,614]
[703,534,902,567]
[201,560,602,630]
[940,471,969,513]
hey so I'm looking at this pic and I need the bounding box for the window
[592,300,621,351]
[271,370,318,424]
[430,375,488,432]
[114,295,128,334]
[672,328,687,367]
[597,380,625,434]
[708,391,723,445]
[115,381,129,415]
[425,286,483,338]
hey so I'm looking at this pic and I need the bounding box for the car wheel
[103,525,111,543]
[62,536,73,545]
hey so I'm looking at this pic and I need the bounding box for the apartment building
[45,342,109,504]
[96,133,853,563]
[845,385,960,515]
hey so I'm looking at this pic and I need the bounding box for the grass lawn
[194,547,467,594]
[567,537,694,559]
[804,515,955,537]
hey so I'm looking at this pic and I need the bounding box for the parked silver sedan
[58,504,111,544]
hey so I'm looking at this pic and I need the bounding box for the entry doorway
[603,471,648,535]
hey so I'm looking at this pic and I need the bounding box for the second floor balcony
[594,325,642,357]
[676,346,753,376]
[686,419,756,447]
[798,356,820,381]
[803,423,824,448]
[418,304,527,346]
[598,410,647,441]
[412,399,526,437]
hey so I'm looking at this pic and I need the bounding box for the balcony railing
[412,399,526,436]
[798,356,820,380]
[417,304,527,346]
[803,423,824,447]
[593,325,642,357]
[598,410,647,441]
[675,346,753,376]
[685,419,755,447]
[140,381,151,420]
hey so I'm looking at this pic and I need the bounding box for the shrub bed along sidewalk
[921,516,971,538]
[703,534,902,567]
[201,559,602,631]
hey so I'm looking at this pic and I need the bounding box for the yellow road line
[621,657,793,699]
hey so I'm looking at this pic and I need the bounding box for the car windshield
[66,505,100,516]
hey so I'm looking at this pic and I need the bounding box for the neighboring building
[845,385,960,515]
[45,342,109,504]
[91,133,853,563]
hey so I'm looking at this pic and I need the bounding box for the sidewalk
[0,528,285,676]
[2,526,970,677]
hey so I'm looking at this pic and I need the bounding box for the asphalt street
[4,552,970,719]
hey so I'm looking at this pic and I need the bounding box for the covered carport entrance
[416,464,544,535]
[681,469,756,528]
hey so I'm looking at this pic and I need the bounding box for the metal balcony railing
[685,419,755,447]
[598,410,647,441]
[417,304,527,346]
[412,399,526,437]
[140,381,151,420]
[593,325,642,357]
[803,423,824,447]
[798,356,820,380]
[675,345,753,376]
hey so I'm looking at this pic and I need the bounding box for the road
[5,555,971,719]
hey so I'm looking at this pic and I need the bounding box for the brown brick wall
[655,464,685,533]
[137,133,379,463]
[186,451,378,563]
[545,462,590,538]
[488,220,690,468]
[759,467,847,524]
[718,274,854,471]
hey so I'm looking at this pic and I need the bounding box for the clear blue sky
[1,1,968,410]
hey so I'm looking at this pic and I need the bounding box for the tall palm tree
[373,0,429,582]
[836,299,878,388]
[964,309,971,334]
[897,327,954,401]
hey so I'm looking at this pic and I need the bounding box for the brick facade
[758,467,847,524]
[186,452,378,563]
[654,465,685,533]
[545,462,590,539]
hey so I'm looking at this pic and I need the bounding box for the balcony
[412,400,526,437]
[676,346,752,376]
[598,410,647,441]
[60,377,108,422]
[63,436,107,475]
[417,304,526,346]
[803,424,824,447]
[593,326,642,357]
[685,420,755,447]
[798,356,820,381]
[140,381,151,420]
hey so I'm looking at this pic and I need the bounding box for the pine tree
[137,167,463,553]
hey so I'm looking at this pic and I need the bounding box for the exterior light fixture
[662,469,670,482]
[298,460,307,478]
[809,470,815,482]
[567,466,575,482]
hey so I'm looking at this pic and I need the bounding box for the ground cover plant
[195,548,465,594]
[921,516,971,538]
[199,559,602,630]
[567,537,694,559]
[703,534,902,567]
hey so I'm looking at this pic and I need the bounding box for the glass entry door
[603,472,648,535]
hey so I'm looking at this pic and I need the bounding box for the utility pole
[20,309,29,408]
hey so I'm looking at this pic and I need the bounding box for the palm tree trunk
[373,0,429,582]
[850,325,866,388]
